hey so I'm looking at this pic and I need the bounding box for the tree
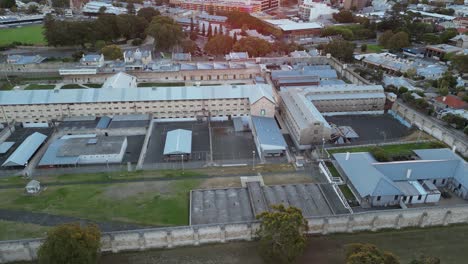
[98,6,106,14]
[378,30,394,47]
[387,31,410,50]
[370,147,390,162]
[324,39,355,62]
[0,0,15,8]
[146,16,184,51]
[437,71,457,91]
[37,223,101,264]
[51,0,69,8]
[207,23,213,38]
[94,40,106,51]
[181,39,198,54]
[333,10,354,23]
[346,243,400,264]
[204,35,234,55]
[398,86,408,95]
[451,54,468,73]
[360,44,367,52]
[137,7,160,23]
[256,205,308,264]
[233,36,272,57]
[101,44,123,60]
[126,2,135,15]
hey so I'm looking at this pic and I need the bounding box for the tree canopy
[37,223,101,264]
[379,31,410,50]
[346,243,400,264]
[101,45,123,60]
[0,0,15,8]
[256,205,308,264]
[451,54,468,73]
[233,36,272,57]
[324,39,355,62]
[146,16,184,51]
[204,35,234,55]
[137,7,160,23]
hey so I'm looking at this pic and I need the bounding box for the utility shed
[163,129,192,156]
[251,116,287,157]
[2,132,47,167]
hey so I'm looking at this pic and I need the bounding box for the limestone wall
[2,205,468,263]
[392,101,468,157]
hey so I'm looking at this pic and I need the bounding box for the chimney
[406,169,412,179]
[345,152,350,161]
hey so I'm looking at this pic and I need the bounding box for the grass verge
[327,141,446,156]
[0,220,49,240]
[25,84,55,90]
[137,82,185,87]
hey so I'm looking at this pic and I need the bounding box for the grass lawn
[24,84,55,90]
[0,220,49,240]
[138,82,185,87]
[338,184,355,201]
[61,84,84,89]
[0,179,200,226]
[325,161,341,179]
[327,141,446,156]
[84,83,102,88]
[0,25,46,46]
[366,44,384,53]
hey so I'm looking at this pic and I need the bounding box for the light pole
[321,138,325,158]
[181,154,184,174]
[252,150,255,170]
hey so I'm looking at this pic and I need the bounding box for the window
[260,109,266,116]
[394,195,398,200]
[418,195,422,200]
[377,196,381,201]
[433,179,437,184]
[442,179,446,184]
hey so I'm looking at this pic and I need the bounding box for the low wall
[327,57,371,85]
[392,102,468,157]
[2,205,468,263]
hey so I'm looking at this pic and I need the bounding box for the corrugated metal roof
[0,84,274,106]
[2,132,47,167]
[96,116,111,129]
[251,116,287,152]
[101,72,136,89]
[307,92,386,101]
[38,139,79,166]
[163,129,192,155]
[0,142,14,154]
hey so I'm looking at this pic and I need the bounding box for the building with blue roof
[251,116,287,157]
[163,129,192,158]
[2,132,47,167]
[333,148,467,207]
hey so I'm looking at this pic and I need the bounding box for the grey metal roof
[2,132,47,167]
[251,116,287,152]
[0,84,274,106]
[0,142,14,154]
[7,55,45,64]
[307,92,386,101]
[163,129,192,155]
[96,116,111,129]
[334,148,467,198]
[101,72,136,89]
[57,136,126,156]
[38,139,79,166]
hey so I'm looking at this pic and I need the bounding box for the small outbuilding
[163,129,192,159]
[251,116,287,157]
[25,180,41,194]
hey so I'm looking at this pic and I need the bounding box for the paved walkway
[0,209,150,232]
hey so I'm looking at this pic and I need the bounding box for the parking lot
[326,114,412,143]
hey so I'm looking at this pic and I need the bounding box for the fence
[2,204,468,263]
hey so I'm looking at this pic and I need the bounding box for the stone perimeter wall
[1,205,468,263]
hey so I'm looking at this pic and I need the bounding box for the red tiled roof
[436,95,468,109]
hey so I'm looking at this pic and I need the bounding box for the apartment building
[0,84,275,123]
[169,0,262,13]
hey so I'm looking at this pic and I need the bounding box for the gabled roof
[163,129,192,155]
[2,132,47,167]
[102,72,136,89]
[251,116,287,151]
[435,95,468,109]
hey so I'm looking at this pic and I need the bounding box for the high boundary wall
[392,101,468,157]
[327,56,371,85]
[2,205,468,263]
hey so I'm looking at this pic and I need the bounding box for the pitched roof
[164,129,192,155]
[2,132,47,167]
[101,72,136,89]
[435,95,468,109]
[251,116,287,151]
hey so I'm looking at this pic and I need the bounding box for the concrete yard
[190,181,349,225]
[122,135,145,163]
[211,121,258,163]
[326,114,412,143]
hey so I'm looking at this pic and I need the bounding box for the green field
[0,179,200,227]
[0,220,49,240]
[327,141,446,156]
[61,84,84,89]
[366,44,384,53]
[25,84,55,90]
[0,25,46,46]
